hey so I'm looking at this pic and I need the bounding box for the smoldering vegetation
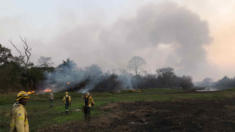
[39,60,193,93]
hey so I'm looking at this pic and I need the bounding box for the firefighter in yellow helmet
[62,92,71,115]
[10,91,29,132]
[82,92,95,123]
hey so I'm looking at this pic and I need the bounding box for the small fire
[34,93,38,95]
[67,82,70,84]
[139,90,141,92]
[133,89,135,92]
[27,91,35,94]
[44,89,51,92]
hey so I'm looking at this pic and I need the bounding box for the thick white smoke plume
[42,60,133,93]
[50,1,213,81]
[0,1,215,82]
[39,1,214,92]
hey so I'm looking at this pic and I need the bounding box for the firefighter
[82,92,95,123]
[49,92,54,108]
[62,92,71,115]
[10,91,29,132]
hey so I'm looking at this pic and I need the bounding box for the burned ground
[39,98,235,132]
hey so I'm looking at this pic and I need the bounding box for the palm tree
[57,58,77,74]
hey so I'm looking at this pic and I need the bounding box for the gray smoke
[42,60,107,93]
[42,60,137,93]
[1,1,216,92]
[49,1,213,81]
[108,1,213,78]
[39,1,215,92]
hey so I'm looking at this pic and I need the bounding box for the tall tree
[119,69,129,76]
[178,76,193,89]
[58,58,77,69]
[8,37,35,90]
[216,76,231,86]
[156,67,176,88]
[200,78,213,86]
[37,56,54,67]
[127,56,146,75]
[57,58,78,76]
[9,37,32,69]
[156,67,175,78]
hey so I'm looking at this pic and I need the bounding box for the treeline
[92,67,193,91]
[0,43,194,93]
[195,76,235,87]
[215,76,235,86]
[42,59,194,92]
[0,60,54,93]
[0,44,54,93]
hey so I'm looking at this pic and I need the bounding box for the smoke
[48,1,213,81]
[116,69,132,88]
[42,60,107,93]
[110,1,213,78]
[37,1,215,92]
[42,59,137,93]
[0,1,216,86]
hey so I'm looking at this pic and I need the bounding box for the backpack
[84,95,90,106]
[64,95,70,103]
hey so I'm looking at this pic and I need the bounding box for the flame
[67,82,70,84]
[44,89,51,92]
[27,91,35,94]
[133,89,135,91]
[139,90,141,92]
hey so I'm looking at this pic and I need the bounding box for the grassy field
[1,88,235,132]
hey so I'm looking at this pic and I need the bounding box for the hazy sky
[0,0,235,82]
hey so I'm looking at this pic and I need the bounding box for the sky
[0,0,235,82]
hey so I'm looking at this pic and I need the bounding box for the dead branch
[9,37,32,69]
[8,39,23,57]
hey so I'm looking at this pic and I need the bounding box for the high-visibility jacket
[62,95,71,104]
[49,93,54,100]
[82,95,95,107]
[10,104,29,132]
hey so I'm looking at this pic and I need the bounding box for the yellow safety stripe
[10,123,16,127]
[11,121,28,127]
[16,117,25,120]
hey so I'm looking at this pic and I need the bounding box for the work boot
[66,111,68,115]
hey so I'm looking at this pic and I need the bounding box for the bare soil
[39,99,235,132]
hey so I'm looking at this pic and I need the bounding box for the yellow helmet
[16,91,29,101]
[65,92,68,95]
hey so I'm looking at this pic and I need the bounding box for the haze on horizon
[0,0,235,82]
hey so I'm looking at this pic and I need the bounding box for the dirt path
[39,99,235,132]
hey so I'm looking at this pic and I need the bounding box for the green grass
[1,88,235,132]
